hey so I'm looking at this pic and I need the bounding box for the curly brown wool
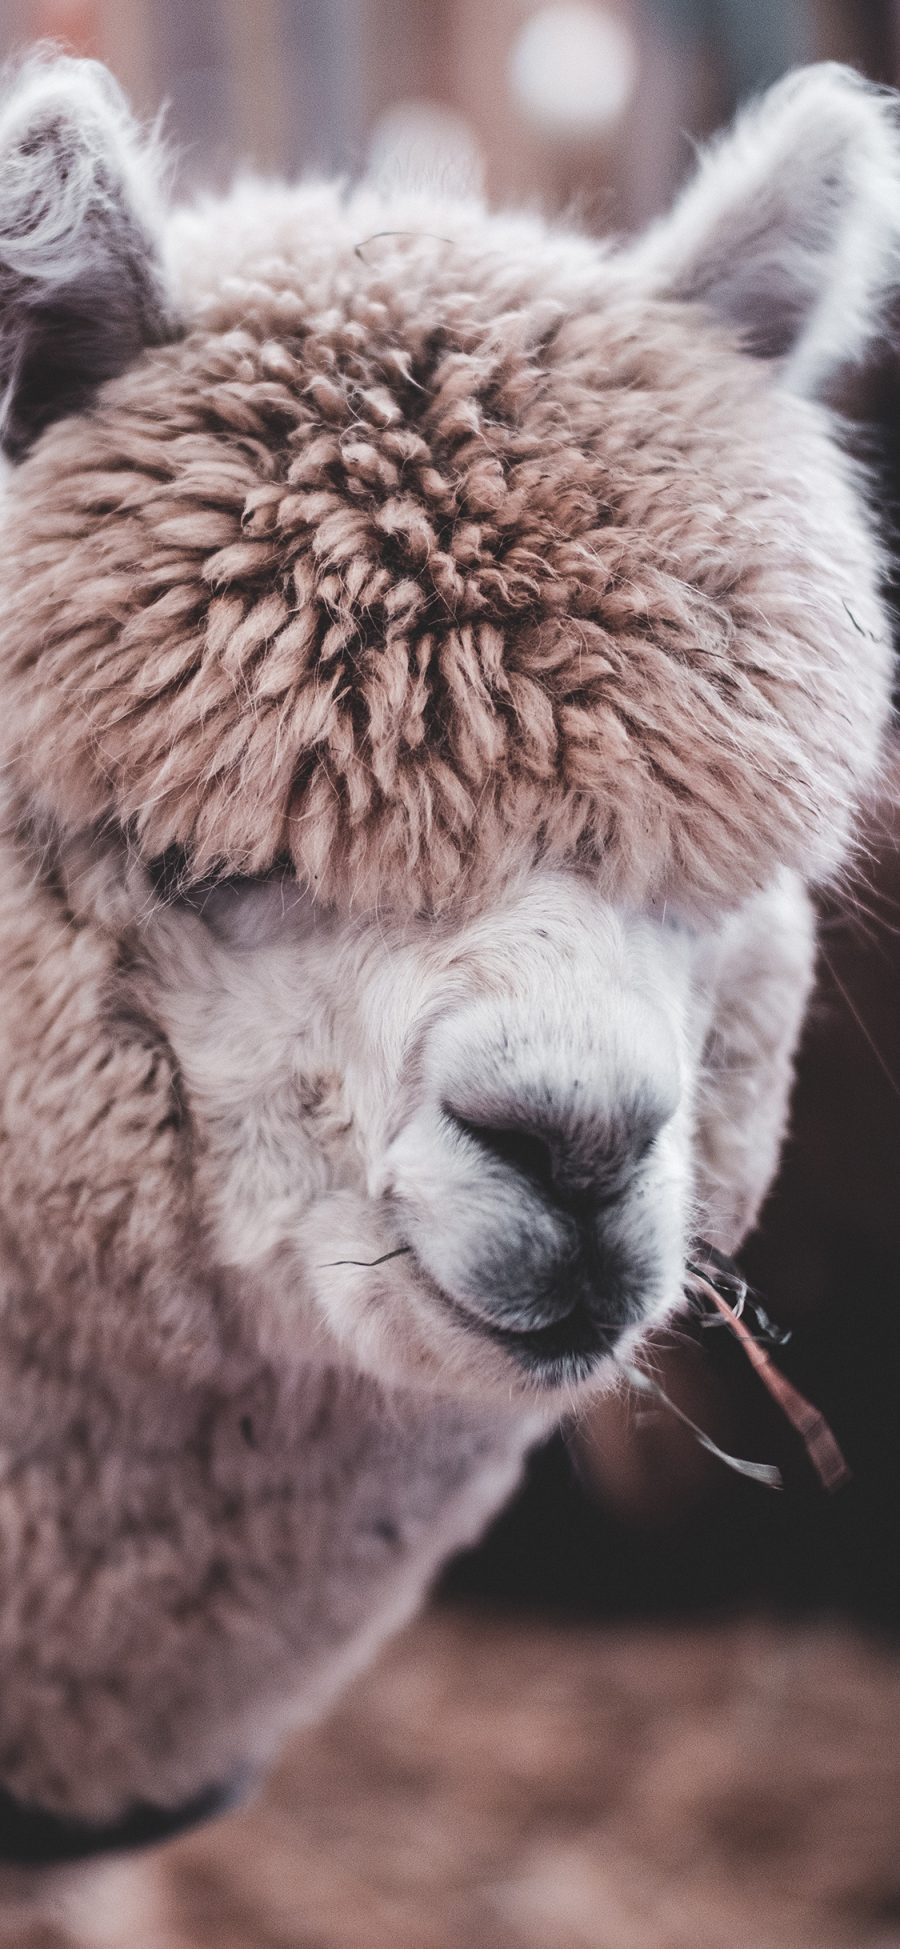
[0,191,888,919]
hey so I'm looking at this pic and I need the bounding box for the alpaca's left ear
[629,64,900,393]
[0,52,174,459]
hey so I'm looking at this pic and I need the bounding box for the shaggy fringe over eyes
[0,175,893,918]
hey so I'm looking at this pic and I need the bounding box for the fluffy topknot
[0,186,891,918]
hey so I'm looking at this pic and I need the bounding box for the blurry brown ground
[16,1610,900,1949]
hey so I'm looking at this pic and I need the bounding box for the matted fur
[0,184,890,918]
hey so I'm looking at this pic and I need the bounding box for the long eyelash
[146,850,297,914]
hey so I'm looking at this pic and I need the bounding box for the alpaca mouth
[479,1308,621,1386]
[426,1265,643,1387]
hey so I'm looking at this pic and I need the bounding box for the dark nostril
[449,1113,558,1197]
[446,1101,651,1210]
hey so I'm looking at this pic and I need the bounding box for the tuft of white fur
[0,48,167,289]
[629,63,900,392]
[0,49,172,453]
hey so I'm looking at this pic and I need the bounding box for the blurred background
[1,0,900,217]
[2,3,900,1946]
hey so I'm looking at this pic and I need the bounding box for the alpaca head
[0,55,896,1404]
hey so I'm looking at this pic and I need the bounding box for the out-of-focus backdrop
[1,0,899,217]
[2,4,900,1947]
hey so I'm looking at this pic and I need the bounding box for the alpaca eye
[147,850,304,948]
[187,876,301,949]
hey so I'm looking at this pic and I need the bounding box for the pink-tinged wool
[0,187,889,920]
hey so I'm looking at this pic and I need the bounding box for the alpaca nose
[446,1100,660,1208]
[387,929,689,1380]
[435,1088,677,1355]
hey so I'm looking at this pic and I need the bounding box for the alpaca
[0,51,897,1879]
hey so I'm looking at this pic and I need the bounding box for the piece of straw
[619,1359,784,1488]
[687,1268,850,1494]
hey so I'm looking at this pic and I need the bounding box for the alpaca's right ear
[628,64,900,394]
[0,52,175,460]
